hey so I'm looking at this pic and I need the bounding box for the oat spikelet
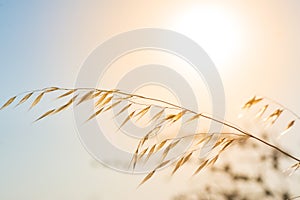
[194,134,212,146]
[286,120,296,130]
[265,109,283,124]
[0,96,16,110]
[165,114,176,122]
[293,162,300,171]
[86,107,105,122]
[102,100,122,112]
[135,105,151,121]
[161,140,180,161]
[285,162,300,176]
[54,96,76,114]
[256,104,268,118]
[137,147,148,160]
[30,92,44,109]
[94,92,110,107]
[220,139,234,152]
[155,139,168,152]
[281,120,296,137]
[172,110,186,123]
[119,110,135,129]
[242,96,263,109]
[115,103,132,117]
[172,157,184,175]
[156,160,171,169]
[76,91,95,105]
[148,108,165,124]
[140,134,149,147]
[146,125,162,138]
[193,160,209,176]
[16,92,33,107]
[44,87,59,93]
[185,113,202,124]
[280,120,296,137]
[144,144,156,163]
[131,146,140,171]
[172,152,193,175]
[34,109,56,122]
[182,152,193,165]
[98,96,113,109]
[138,170,156,187]
[139,159,171,184]
[91,90,102,98]
[207,155,219,166]
[57,89,76,99]
[212,138,226,149]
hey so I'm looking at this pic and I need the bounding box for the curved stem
[261,96,300,120]
[115,89,300,163]
[8,87,300,163]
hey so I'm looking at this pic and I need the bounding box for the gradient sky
[1,1,300,200]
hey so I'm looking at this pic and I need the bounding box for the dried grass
[1,87,300,187]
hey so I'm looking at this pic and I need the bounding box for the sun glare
[173,5,243,69]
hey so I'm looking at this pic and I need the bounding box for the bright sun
[173,5,243,69]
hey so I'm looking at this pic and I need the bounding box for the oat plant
[1,87,300,191]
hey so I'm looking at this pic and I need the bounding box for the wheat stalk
[1,87,300,186]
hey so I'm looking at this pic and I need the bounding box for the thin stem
[7,87,300,163]
[116,89,300,163]
[262,96,300,120]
